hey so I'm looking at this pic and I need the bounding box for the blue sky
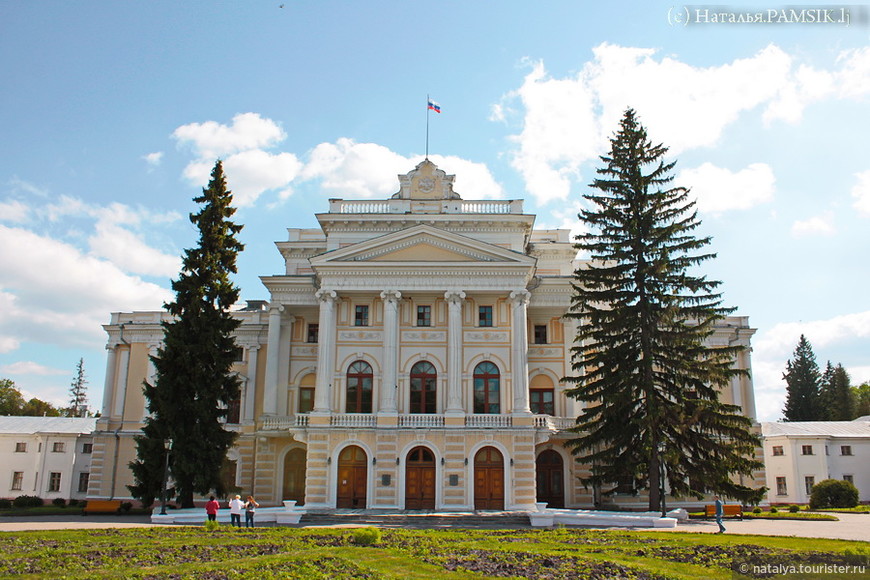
[1,1,868,422]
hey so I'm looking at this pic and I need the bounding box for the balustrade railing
[398,414,445,428]
[330,413,377,427]
[260,413,574,431]
[466,414,512,428]
[328,198,523,215]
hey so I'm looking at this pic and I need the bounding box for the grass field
[0,526,867,579]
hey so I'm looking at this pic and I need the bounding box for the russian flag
[428,100,441,113]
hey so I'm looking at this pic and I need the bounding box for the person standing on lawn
[228,495,244,527]
[714,495,726,533]
[205,495,220,522]
[244,496,259,528]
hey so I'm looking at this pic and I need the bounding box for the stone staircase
[299,510,532,529]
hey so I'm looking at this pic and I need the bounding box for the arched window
[473,362,500,414]
[346,361,373,413]
[409,361,437,414]
[530,374,555,415]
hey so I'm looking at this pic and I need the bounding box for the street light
[159,438,173,516]
[657,441,667,518]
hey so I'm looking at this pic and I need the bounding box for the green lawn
[0,526,867,579]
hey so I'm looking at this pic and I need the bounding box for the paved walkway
[0,513,867,542]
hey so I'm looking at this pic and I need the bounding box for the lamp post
[657,442,667,518]
[159,438,173,516]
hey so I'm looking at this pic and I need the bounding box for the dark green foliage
[67,358,89,417]
[819,363,854,421]
[809,479,859,509]
[0,499,11,509]
[129,160,244,508]
[351,527,382,546]
[51,498,66,508]
[853,383,870,418]
[13,495,43,508]
[752,506,762,514]
[564,109,764,510]
[782,335,821,421]
[769,506,778,513]
[0,379,63,416]
[788,504,800,513]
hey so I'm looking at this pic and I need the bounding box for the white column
[314,290,338,413]
[243,345,259,423]
[143,344,159,420]
[379,290,401,413]
[262,303,284,415]
[510,289,532,415]
[277,315,295,415]
[101,343,118,418]
[444,290,466,414]
[112,347,130,418]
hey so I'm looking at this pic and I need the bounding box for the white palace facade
[88,160,762,511]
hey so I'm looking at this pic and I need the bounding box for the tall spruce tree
[129,160,244,508]
[782,335,821,421]
[564,109,764,511]
[67,358,89,417]
[819,363,853,421]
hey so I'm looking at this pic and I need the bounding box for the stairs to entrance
[299,510,532,529]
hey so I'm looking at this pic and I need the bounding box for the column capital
[315,289,338,303]
[379,290,402,303]
[509,289,531,306]
[444,290,466,305]
[268,302,285,314]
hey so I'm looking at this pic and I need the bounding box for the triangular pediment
[310,225,534,266]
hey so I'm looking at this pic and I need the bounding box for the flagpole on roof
[425,94,430,159]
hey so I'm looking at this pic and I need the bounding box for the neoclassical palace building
[88,160,762,511]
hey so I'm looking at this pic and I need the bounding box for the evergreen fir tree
[129,160,244,508]
[818,361,836,420]
[564,109,764,511]
[67,358,89,417]
[782,335,821,421]
[828,364,853,421]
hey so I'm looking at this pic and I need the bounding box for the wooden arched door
[473,446,504,510]
[535,449,564,508]
[337,445,367,509]
[405,446,436,510]
[282,448,307,505]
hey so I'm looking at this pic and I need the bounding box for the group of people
[204,494,260,527]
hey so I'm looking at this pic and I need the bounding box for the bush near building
[809,479,859,509]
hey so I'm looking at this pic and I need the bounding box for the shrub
[810,479,859,509]
[0,499,11,509]
[351,527,381,546]
[769,506,778,513]
[752,507,762,514]
[120,502,132,512]
[204,519,221,532]
[52,498,67,508]
[68,499,79,507]
[788,504,800,513]
[13,495,43,508]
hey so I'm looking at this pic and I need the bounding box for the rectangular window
[231,346,245,362]
[416,305,431,327]
[307,323,319,343]
[14,442,26,453]
[82,443,93,454]
[776,476,788,496]
[354,305,369,327]
[52,442,65,453]
[841,445,852,456]
[298,387,314,414]
[530,389,555,415]
[11,472,23,491]
[533,325,548,344]
[78,472,90,494]
[801,445,813,455]
[478,306,493,327]
[48,472,61,493]
[804,476,815,495]
[843,474,854,484]
[772,445,784,456]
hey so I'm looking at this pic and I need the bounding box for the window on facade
[11,472,23,491]
[14,442,26,453]
[307,323,319,343]
[473,362,500,414]
[841,445,853,456]
[533,325,547,344]
[298,387,314,414]
[804,476,815,495]
[478,305,493,327]
[226,398,241,424]
[843,474,854,484]
[231,346,245,362]
[82,443,93,454]
[416,305,431,327]
[801,445,813,455]
[409,361,437,414]
[78,472,90,494]
[530,388,555,415]
[776,476,787,496]
[52,442,65,453]
[346,360,373,413]
[48,472,61,493]
[354,305,369,327]
[772,445,784,456]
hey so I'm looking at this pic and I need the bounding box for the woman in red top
[205,495,220,522]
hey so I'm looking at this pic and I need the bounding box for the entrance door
[282,448,307,506]
[473,447,504,510]
[535,449,564,508]
[337,445,367,509]
[405,447,436,510]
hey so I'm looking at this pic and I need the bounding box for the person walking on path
[228,495,244,528]
[714,495,726,533]
[205,496,220,522]
[244,496,259,528]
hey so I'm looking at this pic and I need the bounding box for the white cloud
[537,200,587,246]
[835,47,870,99]
[851,170,870,216]
[0,361,67,376]
[143,152,163,166]
[173,112,286,159]
[791,211,836,237]
[88,222,181,277]
[680,162,775,214]
[0,199,29,223]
